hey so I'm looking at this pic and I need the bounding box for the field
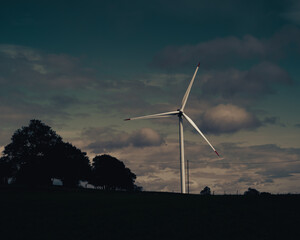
[0,187,299,240]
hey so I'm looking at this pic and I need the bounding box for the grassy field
[0,187,299,240]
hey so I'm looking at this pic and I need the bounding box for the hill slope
[0,187,299,240]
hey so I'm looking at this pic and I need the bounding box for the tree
[0,156,13,185]
[200,186,211,195]
[1,119,91,187]
[3,119,63,186]
[90,154,136,191]
[49,142,91,187]
[244,188,260,196]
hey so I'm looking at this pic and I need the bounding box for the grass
[0,186,299,240]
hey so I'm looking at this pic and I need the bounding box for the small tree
[90,154,136,191]
[200,186,211,195]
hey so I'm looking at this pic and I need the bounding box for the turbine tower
[125,63,219,193]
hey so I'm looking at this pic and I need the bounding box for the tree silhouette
[0,156,13,185]
[1,119,91,187]
[90,154,136,191]
[3,120,62,186]
[200,186,211,195]
[49,141,91,187]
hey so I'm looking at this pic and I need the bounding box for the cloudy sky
[1,0,300,193]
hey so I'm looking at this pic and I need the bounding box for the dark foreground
[0,187,299,240]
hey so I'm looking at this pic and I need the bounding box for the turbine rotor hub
[177,109,183,117]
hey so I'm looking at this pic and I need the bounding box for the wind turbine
[125,63,219,193]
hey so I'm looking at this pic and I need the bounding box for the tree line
[0,120,140,191]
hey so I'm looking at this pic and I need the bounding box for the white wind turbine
[125,63,219,193]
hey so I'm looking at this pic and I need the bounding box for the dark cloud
[281,1,300,26]
[50,95,80,108]
[238,176,257,183]
[295,123,300,128]
[82,127,165,153]
[0,44,96,90]
[101,72,191,115]
[0,100,71,128]
[0,45,96,127]
[153,35,265,69]
[263,117,285,127]
[152,26,300,69]
[200,62,292,101]
[256,169,295,179]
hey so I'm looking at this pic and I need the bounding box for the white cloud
[201,104,260,134]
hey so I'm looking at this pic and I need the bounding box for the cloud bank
[152,26,300,69]
[101,137,300,193]
[83,127,165,153]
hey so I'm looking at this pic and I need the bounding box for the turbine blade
[183,113,220,157]
[180,63,200,111]
[125,111,179,121]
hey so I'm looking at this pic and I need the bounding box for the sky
[1,0,300,194]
